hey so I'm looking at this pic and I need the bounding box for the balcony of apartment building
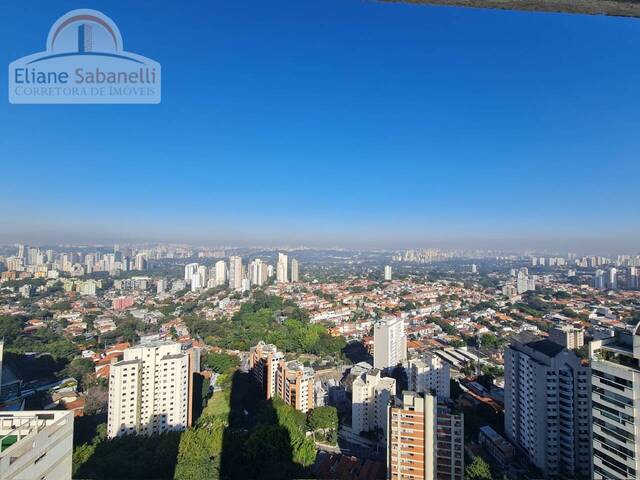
[0,411,73,479]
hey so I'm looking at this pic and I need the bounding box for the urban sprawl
[0,244,639,479]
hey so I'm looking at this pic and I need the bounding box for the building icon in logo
[9,9,161,104]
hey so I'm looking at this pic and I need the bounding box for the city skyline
[2,1,639,250]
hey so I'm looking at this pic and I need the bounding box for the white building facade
[108,340,191,438]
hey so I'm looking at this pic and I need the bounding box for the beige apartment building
[276,360,315,413]
[250,341,284,400]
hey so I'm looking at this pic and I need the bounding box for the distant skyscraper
[388,391,464,480]
[133,253,146,270]
[471,263,477,274]
[214,260,227,286]
[156,279,167,293]
[228,256,243,290]
[516,269,529,294]
[184,263,199,285]
[594,269,606,290]
[276,253,288,283]
[290,258,299,282]
[628,266,639,290]
[191,265,207,291]
[373,317,407,371]
[249,259,269,286]
[607,268,618,290]
[504,334,591,479]
[384,265,392,281]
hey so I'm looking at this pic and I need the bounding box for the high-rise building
[276,253,288,283]
[628,266,639,290]
[16,243,25,260]
[594,269,606,290]
[249,259,269,286]
[607,268,618,290]
[214,260,227,286]
[384,265,393,281]
[190,265,207,292]
[228,256,243,290]
[504,333,591,479]
[374,317,407,371]
[184,263,199,285]
[290,258,299,282]
[156,278,167,293]
[388,391,464,480]
[133,253,147,270]
[548,325,584,350]
[0,411,74,480]
[590,323,640,480]
[516,267,536,295]
[107,340,196,438]
[407,353,451,398]
[249,341,284,400]
[276,360,314,413]
[352,368,396,442]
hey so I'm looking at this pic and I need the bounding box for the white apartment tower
[228,256,243,290]
[384,265,392,281]
[504,333,591,479]
[352,368,396,443]
[595,269,606,290]
[373,317,407,371]
[276,253,289,283]
[290,258,299,282]
[108,340,192,438]
[184,263,199,285]
[590,323,640,480]
[214,260,227,286]
[407,352,451,399]
[250,259,269,286]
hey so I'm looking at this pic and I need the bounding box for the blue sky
[1,0,639,251]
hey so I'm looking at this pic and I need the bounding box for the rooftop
[526,339,565,358]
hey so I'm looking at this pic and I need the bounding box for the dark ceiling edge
[378,0,640,18]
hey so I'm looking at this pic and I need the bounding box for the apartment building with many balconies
[249,341,284,400]
[107,339,195,438]
[0,410,73,480]
[504,333,591,479]
[352,369,396,444]
[590,323,640,480]
[276,360,315,413]
[387,391,464,480]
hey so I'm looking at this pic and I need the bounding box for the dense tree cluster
[202,351,239,373]
[186,292,345,355]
